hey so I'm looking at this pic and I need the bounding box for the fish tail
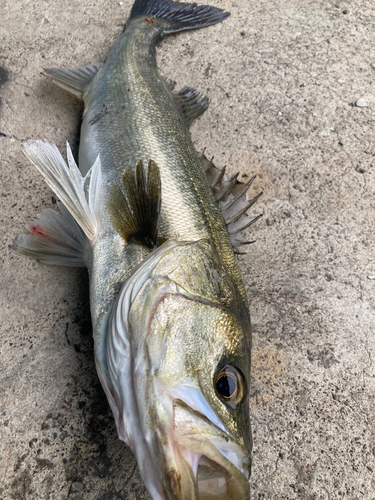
[129,0,230,33]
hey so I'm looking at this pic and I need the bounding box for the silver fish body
[82,15,245,341]
[12,1,259,499]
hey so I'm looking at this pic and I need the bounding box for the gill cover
[96,239,251,500]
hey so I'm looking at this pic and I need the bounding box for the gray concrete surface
[1,0,375,498]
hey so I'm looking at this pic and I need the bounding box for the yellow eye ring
[215,365,244,404]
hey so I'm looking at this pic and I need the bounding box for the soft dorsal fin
[108,160,161,248]
[173,86,209,126]
[44,63,103,98]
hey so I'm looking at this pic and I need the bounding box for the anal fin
[108,160,161,248]
[173,86,209,126]
[44,63,103,98]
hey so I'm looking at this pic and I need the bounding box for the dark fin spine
[199,151,263,253]
[228,213,263,236]
[224,192,263,225]
[130,0,230,33]
[220,175,256,211]
[210,165,226,189]
[108,160,161,248]
[215,173,238,201]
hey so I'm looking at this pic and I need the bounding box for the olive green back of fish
[12,2,256,499]
[78,14,249,330]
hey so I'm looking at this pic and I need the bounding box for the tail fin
[130,0,230,33]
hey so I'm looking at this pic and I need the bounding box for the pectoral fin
[44,63,103,98]
[21,140,101,240]
[10,203,90,267]
[11,140,102,267]
[108,160,161,248]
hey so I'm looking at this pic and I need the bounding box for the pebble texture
[1,0,374,499]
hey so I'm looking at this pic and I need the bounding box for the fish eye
[215,365,244,404]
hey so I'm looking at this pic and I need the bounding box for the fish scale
[80,16,245,331]
[11,1,259,499]
[82,19,223,241]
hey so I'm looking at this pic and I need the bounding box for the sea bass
[12,0,262,498]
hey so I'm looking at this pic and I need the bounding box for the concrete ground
[1,0,374,498]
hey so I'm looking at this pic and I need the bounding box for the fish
[11,0,262,498]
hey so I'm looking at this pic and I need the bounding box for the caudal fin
[130,0,230,33]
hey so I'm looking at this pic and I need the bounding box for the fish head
[104,240,251,500]
[140,293,252,500]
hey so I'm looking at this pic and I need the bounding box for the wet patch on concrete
[251,347,288,404]
[10,470,33,499]
[0,67,9,87]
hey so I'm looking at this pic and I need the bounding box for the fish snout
[173,399,250,500]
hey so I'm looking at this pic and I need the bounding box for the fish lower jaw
[175,445,250,500]
[196,455,249,500]
[173,400,250,500]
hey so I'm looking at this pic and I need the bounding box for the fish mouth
[173,399,250,500]
[196,455,247,500]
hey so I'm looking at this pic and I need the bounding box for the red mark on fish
[30,224,48,238]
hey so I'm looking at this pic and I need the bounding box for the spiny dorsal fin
[199,150,263,250]
[108,160,161,248]
[173,86,209,126]
[44,63,103,98]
